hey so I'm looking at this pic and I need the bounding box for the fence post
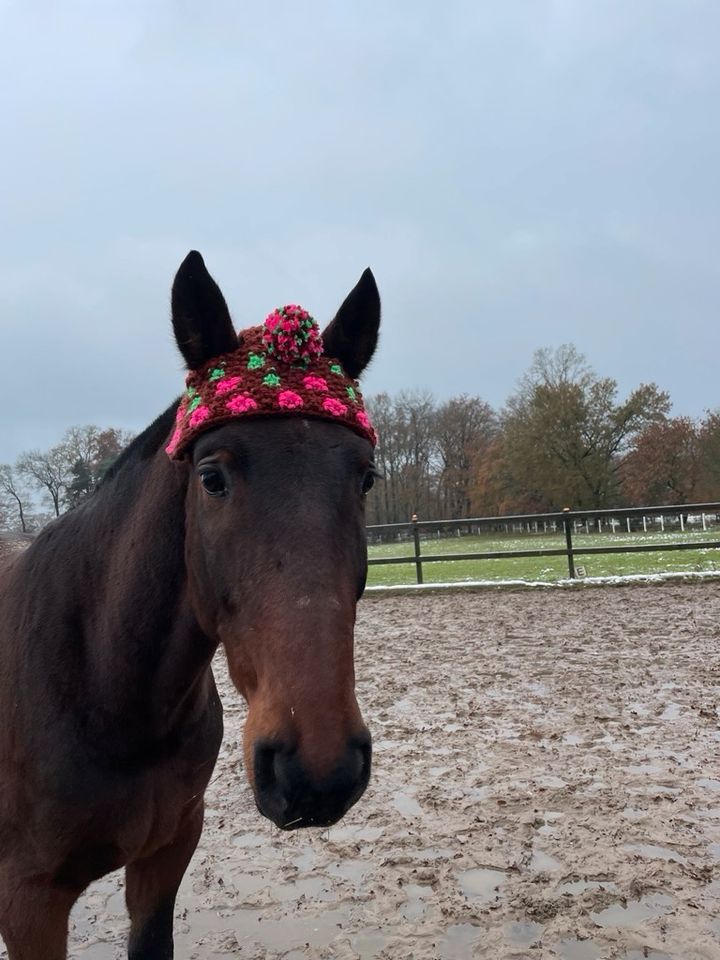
[411,513,423,585]
[563,507,576,579]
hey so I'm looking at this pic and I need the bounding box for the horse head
[169,252,380,830]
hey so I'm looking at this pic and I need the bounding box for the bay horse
[0,252,381,959]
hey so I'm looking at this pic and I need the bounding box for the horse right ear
[171,251,238,370]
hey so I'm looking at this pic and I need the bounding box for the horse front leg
[125,803,204,960]
[0,877,78,960]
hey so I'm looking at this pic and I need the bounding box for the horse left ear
[171,251,239,370]
[322,268,381,379]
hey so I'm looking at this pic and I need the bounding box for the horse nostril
[254,740,277,784]
[350,731,372,784]
[254,739,284,791]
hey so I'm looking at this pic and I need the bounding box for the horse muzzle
[251,731,372,830]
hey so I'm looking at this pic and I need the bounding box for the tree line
[365,344,720,524]
[2,343,719,532]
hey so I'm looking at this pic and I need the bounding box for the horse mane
[98,400,180,488]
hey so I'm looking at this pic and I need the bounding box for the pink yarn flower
[227,394,259,414]
[189,405,211,428]
[278,390,304,410]
[165,428,182,455]
[356,410,372,431]
[303,375,328,392]
[322,397,347,417]
[215,375,242,395]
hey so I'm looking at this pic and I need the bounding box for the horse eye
[361,471,376,495]
[199,468,227,497]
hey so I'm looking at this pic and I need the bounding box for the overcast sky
[1,1,718,462]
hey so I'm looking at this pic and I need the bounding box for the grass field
[367,527,720,586]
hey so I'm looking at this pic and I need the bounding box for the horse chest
[47,778,193,890]
[5,697,223,887]
[41,749,214,892]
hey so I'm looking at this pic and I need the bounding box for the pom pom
[263,305,323,366]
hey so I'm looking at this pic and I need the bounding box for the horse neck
[94,448,218,737]
[16,427,216,752]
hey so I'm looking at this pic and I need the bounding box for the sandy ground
[2,582,720,959]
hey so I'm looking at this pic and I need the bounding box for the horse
[0,251,381,959]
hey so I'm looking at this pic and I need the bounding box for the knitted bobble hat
[166,306,376,458]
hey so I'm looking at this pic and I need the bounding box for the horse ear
[322,268,381,379]
[171,251,238,370]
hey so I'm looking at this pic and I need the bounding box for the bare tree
[0,464,32,533]
[17,446,73,518]
[364,393,396,525]
[366,391,437,524]
[63,425,133,507]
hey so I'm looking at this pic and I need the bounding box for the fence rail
[367,502,720,584]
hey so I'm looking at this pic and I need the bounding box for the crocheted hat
[166,305,376,459]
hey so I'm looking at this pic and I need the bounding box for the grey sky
[1,0,718,463]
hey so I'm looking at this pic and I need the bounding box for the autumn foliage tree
[620,417,703,505]
[434,396,497,519]
[471,434,543,516]
[499,345,670,510]
[697,411,720,500]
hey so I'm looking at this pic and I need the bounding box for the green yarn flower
[263,372,281,387]
[188,396,202,412]
[247,353,265,370]
[208,366,225,381]
[330,363,343,376]
[346,385,357,401]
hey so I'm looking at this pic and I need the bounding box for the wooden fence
[366,502,720,584]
